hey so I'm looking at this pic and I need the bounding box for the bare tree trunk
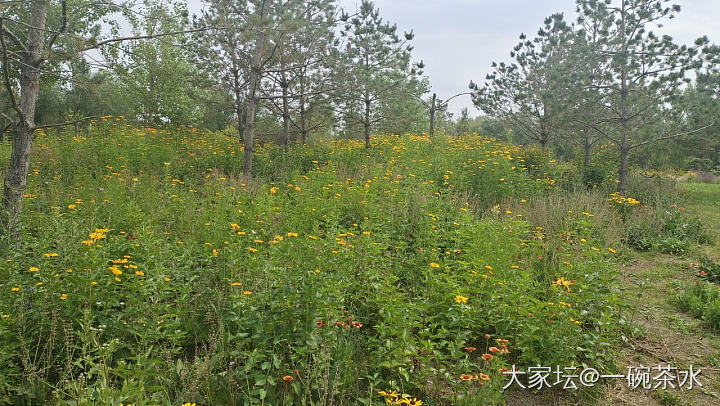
[584,130,592,166]
[232,66,245,141]
[281,72,290,153]
[618,145,629,195]
[243,33,264,178]
[1,0,47,239]
[299,73,308,145]
[364,92,371,149]
[617,0,629,195]
[429,93,436,137]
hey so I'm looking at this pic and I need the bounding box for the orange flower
[481,353,493,361]
[464,346,476,352]
[488,346,501,353]
[459,374,475,381]
[282,375,294,382]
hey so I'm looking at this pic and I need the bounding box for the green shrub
[675,282,720,330]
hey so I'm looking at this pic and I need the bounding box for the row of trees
[0,0,443,239]
[471,0,719,193]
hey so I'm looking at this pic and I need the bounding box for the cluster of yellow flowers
[378,391,423,405]
[607,192,641,206]
[82,228,109,245]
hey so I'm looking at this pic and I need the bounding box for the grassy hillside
[0,120,652,405]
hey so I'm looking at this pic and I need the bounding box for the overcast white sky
[187,0,720,117]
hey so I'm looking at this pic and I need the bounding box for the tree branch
[630,123,714,149]
[0,17,24,122]
[34,116,98,131]
[79,26,218,52]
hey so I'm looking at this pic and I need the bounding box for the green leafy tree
[337,0,417,148]
[575,0,711,193]
[471,13,573,152]
[104,0,199,125]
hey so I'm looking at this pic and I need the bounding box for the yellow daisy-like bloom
[429,262,440,268]
[248,247,258,253]
[287,232,299,237]
[243,291,253,295]
[43,253,59,258]
[135,271,144,277]
[454,295,468,304]
[81,240,95,245]
[60,294,68,300]
[270,187,278,194]
[608,248,617,254]
[231,282,242,286]
[10,287,20,292]
[29,267,39,272]
[552,277,575,291]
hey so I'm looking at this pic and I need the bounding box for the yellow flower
[1,315,9,319]
[82,240,95,245]
[243,291,253,295]
[10,287,20,292]
[231,282,243,286]
[270,187,278,194]
[91,281,98,286]
[60,294,68,300]
[429,262,440,268]
[454,295,468,304]
[135,271,144,277]
[552,277,575,291]
[29,267,39,272]
[608,248,617,254]
[43,253,59,258]
[287,232,299,237]
[163,277,171,282]
[67,204,76,210]
[212,249,218,256]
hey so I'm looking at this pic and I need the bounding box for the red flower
[283,375,294,382]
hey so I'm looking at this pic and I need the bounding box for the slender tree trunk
[364,96,371,149]
[232,67,245,141]
[617,0,629,195]
[618,145,629,195]
[243,33,264,178]
[1,0,47,239]
[299,74,308,145]
[584,131,592,166]
[281,74,290,153]
[363,53,371,149]
[429,93,436,137]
